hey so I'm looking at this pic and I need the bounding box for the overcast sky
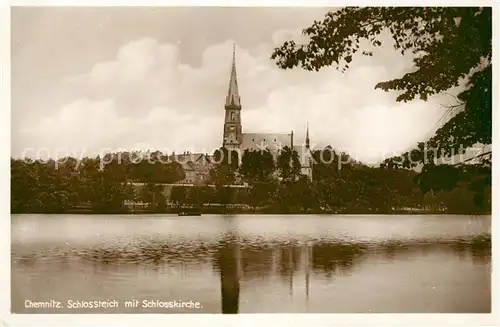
[11,7,456,164]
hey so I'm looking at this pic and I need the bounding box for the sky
[11,7,456,164]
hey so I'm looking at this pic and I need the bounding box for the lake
[11,214,491,313]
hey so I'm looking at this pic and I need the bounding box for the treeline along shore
[11,146,491,215]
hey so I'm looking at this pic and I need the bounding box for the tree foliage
[271,7,492,197]
[240,149,275,183]
[272,7,490,101]
[11,146,490,214]
[11,151,186,213]
[276,146,301,182]
[209,147,240,208]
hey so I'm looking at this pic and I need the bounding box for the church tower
[222,44,243,151]
[305,122,310,149]
[303,122,313,180]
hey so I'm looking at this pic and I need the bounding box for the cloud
[19,97,222,159]
[15,30,449,164]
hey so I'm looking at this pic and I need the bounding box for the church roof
[225,44,241,107]
[170,153,213,165]
[241,133,292,152]
[180,161,196,171]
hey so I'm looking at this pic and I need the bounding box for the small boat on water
[178,211,201,216]
[177,206,202,216]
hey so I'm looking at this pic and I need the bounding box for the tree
[210,147,238,186]
[209,164,236,187]
[124,151,185,184]
[311,146,343,182]
[271,7,492,200]
[198,186,216,204]
[239,149,277,211]
[185,186,215,206]
[240,149,275,183]
[213,147,239,170]
[11,159,34,212]
[276,146,301,182]
[216,186,235,211]
[209,147,239,210]
[139,182,166,212]
[124,182,139,211]
[289,176,319,212]
[170,186,189,208]
[92,162,129,213]
[10,147,489,214]
[246,181,277,212]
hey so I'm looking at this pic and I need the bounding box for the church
[221,45,313,180]
[173,46,313,185]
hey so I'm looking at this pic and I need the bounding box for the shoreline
[11,210,492,216]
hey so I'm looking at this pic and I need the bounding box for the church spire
[305,122,310,148]
[226,43,241,107]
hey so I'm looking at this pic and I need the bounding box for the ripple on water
[10,215,492,313]
[11,229,491,269]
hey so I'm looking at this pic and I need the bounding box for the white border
[5,0,499,6]
[1,1,499,326]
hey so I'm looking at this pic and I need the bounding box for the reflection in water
[11,215,491,313]
[304,245,311,303]
[310,242,365,277]
[214,233,240,314]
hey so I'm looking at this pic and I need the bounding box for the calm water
[11,214,491,313]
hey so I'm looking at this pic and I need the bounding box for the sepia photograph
[8,4,494,318]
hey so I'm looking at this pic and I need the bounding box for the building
[171,45,313,185]
[222,45,313,179]
[170,152,213,185]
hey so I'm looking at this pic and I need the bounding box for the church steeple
[305,122,310,148]
[222,44,243,150]
[226,43,241,107]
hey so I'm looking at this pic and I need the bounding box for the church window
[231,112,235,120]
